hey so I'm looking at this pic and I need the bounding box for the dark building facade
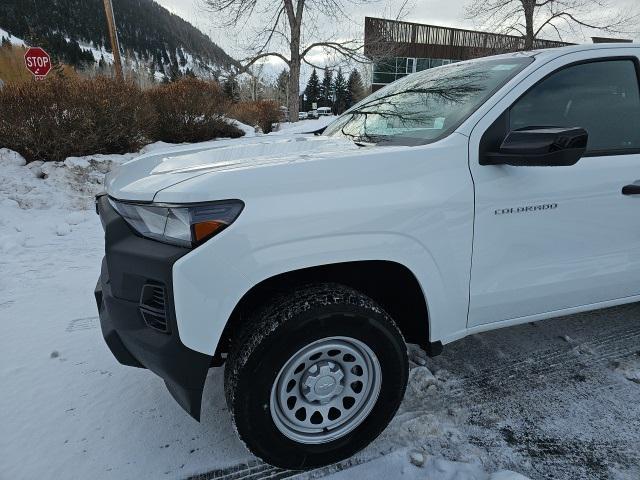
[364,17,573,91]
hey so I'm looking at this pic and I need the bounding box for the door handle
[622,184,640,195]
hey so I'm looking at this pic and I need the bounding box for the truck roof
[442,43,639,70]
[529,42,640,60]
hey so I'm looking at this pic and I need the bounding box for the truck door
[467,50,640,327]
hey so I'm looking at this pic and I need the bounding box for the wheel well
[217,261,430,357]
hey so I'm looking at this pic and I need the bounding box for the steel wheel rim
[270,336,382,444]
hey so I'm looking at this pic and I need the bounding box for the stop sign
[24,47,52,80]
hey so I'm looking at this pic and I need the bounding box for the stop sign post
[24,47,52,80]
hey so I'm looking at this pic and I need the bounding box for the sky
[155,0,638,81]
[156,0,474,56]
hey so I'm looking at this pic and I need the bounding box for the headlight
[109,198,244,248]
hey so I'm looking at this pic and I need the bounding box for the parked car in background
[95,44,640,470]
[317,106,332,116]
[307,109,318,119]
[298,111,308,120]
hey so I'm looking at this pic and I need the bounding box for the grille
[139,283,169,333]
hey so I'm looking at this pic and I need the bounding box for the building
[363,17,573,91]
[592,37,633,43]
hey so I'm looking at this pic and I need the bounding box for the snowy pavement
[2,132,640,480]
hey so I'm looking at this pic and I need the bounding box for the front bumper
[95,195,212,420]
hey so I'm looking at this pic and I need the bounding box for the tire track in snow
[460,322,640,381]
[447,323,640,401]
[446,310,640,478]
[186,450,392,480]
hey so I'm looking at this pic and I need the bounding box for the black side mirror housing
[481,127,588,166]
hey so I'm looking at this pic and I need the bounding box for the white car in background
[95,44,640,469]
[298,111,308,120]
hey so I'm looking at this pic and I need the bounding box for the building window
[372,57,457,86]
[416,58,430,71]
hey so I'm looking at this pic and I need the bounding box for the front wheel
[224,283,408,469]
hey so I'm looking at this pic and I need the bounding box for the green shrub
[146,77,243,143]
[0,76,154,162]
[231,100,281,134]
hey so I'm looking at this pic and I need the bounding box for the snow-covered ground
[2,127,640,480]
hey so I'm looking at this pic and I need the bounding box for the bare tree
[466,0,639,50]
[203,0,411,121]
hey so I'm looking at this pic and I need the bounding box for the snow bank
[0,147,136,211]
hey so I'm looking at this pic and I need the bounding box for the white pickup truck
[95,44,640,469]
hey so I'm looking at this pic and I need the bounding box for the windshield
[324,56,533,146]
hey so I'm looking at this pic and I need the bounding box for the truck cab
[95,44,640,469]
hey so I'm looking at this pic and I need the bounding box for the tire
[224,283,408,469]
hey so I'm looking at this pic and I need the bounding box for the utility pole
[102,0,123,80]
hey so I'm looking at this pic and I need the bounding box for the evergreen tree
[304,68,321,110]
[332,67,348,114]
[168,60,182,81]
[320,68,333,108]
[162,49,171,67]
[178,48,187,67]
[346,69,366,108]
[223,77,240,102]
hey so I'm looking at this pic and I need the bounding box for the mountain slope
[0,0,238,79]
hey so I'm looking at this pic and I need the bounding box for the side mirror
[481,127,588,167]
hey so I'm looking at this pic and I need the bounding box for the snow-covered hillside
[2,126,640,480]
[0,26,232,82]
[0,0,239,81]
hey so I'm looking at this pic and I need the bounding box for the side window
[510,60,640,153]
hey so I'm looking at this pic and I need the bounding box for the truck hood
[106,135,360,202]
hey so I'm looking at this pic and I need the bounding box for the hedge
[0,76,245,162]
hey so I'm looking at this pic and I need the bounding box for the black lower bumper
[95,195,212,420]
